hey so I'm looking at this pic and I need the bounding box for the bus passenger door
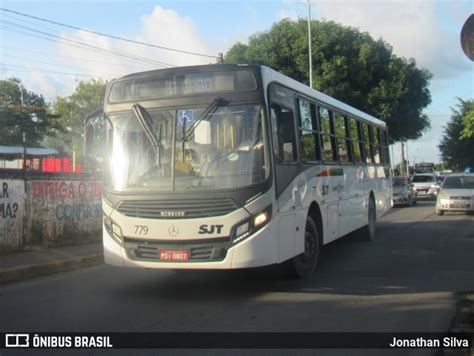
[270,103,299,262]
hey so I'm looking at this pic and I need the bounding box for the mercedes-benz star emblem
[168,225,179,237]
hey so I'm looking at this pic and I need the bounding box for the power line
[0,45,151,68]
[0,7,219,60]
[2,53,123,74]
[0,62,100,78]
[0,15,175,68]
[0,19,174,68]
[0,20,174,69]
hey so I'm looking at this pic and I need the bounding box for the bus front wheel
[285,216,320,279]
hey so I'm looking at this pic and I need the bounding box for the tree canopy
[0,78,63,147]
[439,99,474,171]
[460,102,474,139]
[225,19,432,142]
[48,79,107,160]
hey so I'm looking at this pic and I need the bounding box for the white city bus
[86,64,392,278]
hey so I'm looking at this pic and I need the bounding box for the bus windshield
[104,104,267,192]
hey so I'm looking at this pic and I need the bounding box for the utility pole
[22,132,27,171]
[307,0,313,88]
[400,141,405,176]
[391,144,395,171]
[19,83,24,107]
[20,83,26,171]
[405,140,409,176]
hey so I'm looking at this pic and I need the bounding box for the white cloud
[26,65,58,100]
[136,6,212,67]
[278,8,300,21]
[56,30,132,80]
[49,5,214,95]
[314,0,471,79]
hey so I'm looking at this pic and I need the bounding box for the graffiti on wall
[0,178,102,251]
[32,180,102,221]
[1,182,19,219]
[0,179,24,248]
[55,203,102,220]
[32,181,102,200]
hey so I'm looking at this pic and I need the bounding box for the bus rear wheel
[286,216,320,279]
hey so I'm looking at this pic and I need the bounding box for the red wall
[41,158,82,173]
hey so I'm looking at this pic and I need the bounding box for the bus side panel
[375,166,392,218]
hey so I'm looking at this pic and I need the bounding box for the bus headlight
[103,214,123,246]
[232,205,272,244]
[254,211,269,226]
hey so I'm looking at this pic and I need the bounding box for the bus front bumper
[103,222,279,270]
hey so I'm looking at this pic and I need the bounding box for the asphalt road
[1,200,474,355]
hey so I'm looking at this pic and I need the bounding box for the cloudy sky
[1,0,472,164]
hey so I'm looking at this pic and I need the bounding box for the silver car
[411,174,440,199]
[392,176,417,206]
[436,173,474,215]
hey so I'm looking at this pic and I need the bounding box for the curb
[443,292,474,356]
[0,254,104,285]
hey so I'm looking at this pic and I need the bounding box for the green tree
[460,103,474,139]
[225,19,432,142]
[0,78,63,146]
[49,79,107,161]
[439,99,474,171]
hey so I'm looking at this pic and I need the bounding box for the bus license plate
[159,249,189,262]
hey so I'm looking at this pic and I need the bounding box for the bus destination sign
[108,70,257,103]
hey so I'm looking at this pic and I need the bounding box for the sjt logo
[199,224,224,234]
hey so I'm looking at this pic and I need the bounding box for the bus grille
[123,237,230,262]
[117,198,239,219]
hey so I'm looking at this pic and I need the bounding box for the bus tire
[285,216,320,279]
[364,197,376,241]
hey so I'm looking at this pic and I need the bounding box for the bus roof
[112,63,386,128]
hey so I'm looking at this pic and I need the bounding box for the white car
[392,176,417,206]
[411,174,440,199]
[436,173,474,215]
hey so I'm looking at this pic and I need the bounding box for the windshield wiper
[183,96,228,142]
[132,103,163,168]
[132,104,160,147]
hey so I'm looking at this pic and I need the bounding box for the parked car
[392,176,417,206]
[411,173,439,199]
[436,173,474,215]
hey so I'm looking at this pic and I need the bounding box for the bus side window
[318,106,337,162]
[363,123,373,164]
[298,98,320,161]
[372,126,381,164]
[271,104,297,162]
[84,109,106,174]
[349,117,362,163]
[334,112,350,163]
[379,128,389,164]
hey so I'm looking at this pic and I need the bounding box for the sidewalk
[0,242,103,284]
